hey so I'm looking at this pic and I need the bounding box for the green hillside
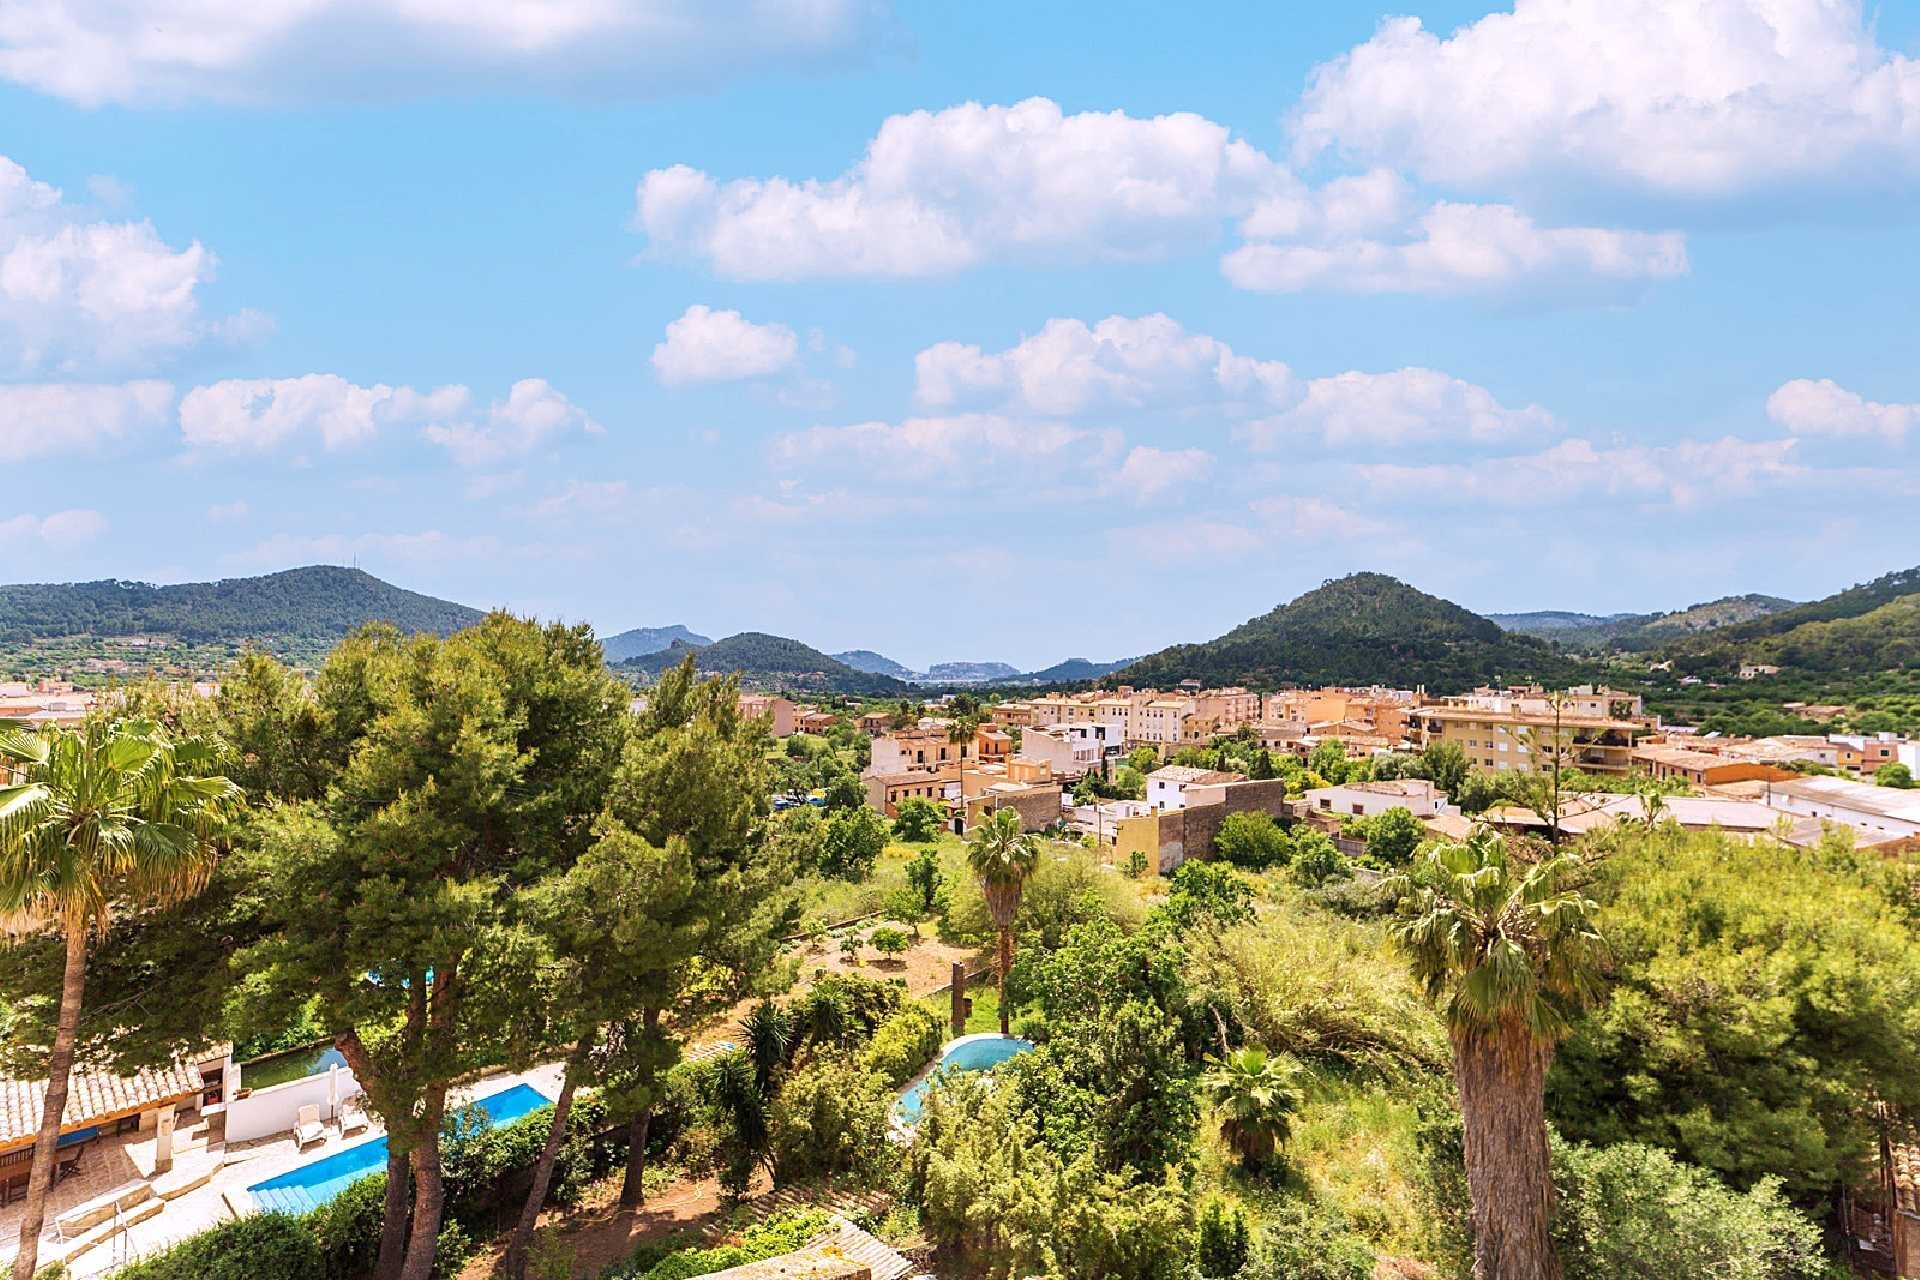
[1116,572,1574,692]
[0,566,483,672]
[1665,566,1920,674]
[617,631,910,695]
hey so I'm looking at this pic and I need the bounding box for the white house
[1303,779,1451,820]
[1761,776,1920,842]
[1145,765,1242,812]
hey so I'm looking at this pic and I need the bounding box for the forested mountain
[0,566,482,651]
[1017,656,1136,683]
[1494,593,1797,652]
[833,649,918,679]
[1116,572,1574,692]
[602,624,711,662]
[615,632,910,694]
[1664,567,1920,675]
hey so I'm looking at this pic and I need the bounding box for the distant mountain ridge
[1493,593,1797,652]
[615,632,909,695]
[1116,572,1571,692]
[1017,656,1137,684]
[603,624,711,663]
[1663,566,1920,674]
[0,566,482,654]
[833,649,918,679]
[927,660,1021,683]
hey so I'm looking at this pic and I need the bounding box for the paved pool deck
[0,1062,562,1278]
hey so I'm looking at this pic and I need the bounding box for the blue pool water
[893,1035,1033,1129]
[248,1083,552,1214]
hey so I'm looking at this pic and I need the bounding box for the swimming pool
[247,1082,553,1214]
[892,1034,1034,1131]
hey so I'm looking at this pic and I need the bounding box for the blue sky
[3,0,1918,669]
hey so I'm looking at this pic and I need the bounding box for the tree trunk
[504,1040,592,1280]
[619,1107,653,1209]
[1454,1024,1562,1280]
[996,926,1012,1036]
[397,1119,446,1280]
[376,1144,412,1280]
[11,925,88,1280]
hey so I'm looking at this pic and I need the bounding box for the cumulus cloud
[1107,446,1214,504]
[0,380,172,458]
[0,154,232,372]
[652,304,799,386]
[1356,436,1803,509]
[0,0,894,106]
[637,97,1285,280]
[1767,377,1916,442]
[915,314,1294,416]
[1248,495,1393,540]
[637,97,1688,298]
[0,508,108,546]
[773,413,1116,479]
[1224,201,1687,297]
[179,374,598,464]
[422,379,602,466]
[1241,368,1557,448]
[1294,0,1920,200]
[179,374,468,452]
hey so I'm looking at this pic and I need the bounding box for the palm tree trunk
[376,1145,411,1280]
[11,924,88,1280]
[503,1039,593,1280]
[619,1107,653,1209]
[1454,1025,1562,1280]
[996,926,1012,1036]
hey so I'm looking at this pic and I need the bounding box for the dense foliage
[111,1212,326,1280]
[1551,831,1920,1193]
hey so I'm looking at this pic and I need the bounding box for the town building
[737,694,796,738]
[1145,765,1244,812]
[1301,778,1451,821]
[1413,686,1654,776]
[1630,743,1796,787]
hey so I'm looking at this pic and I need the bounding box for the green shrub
[114,1213,324,1280]
[1238,1203,1374,1280]
[604,1209,833,1280]
[868,925,910,960]
[1214,812,1288,869]
[768,1054,894,1185]
[306,1172,385,1280]
[1550,1139,1833,1280]
[791,972,904,1049]
[430,1219,472,1280]
[860,1002,946,1087]
[1194,1198,1250,1277]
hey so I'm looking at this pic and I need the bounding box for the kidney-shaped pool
[892,1033,1034,1132]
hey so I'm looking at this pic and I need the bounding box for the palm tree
[1200,1046,1302,1170]
[0,717,239,1280]
[965,806,1039,1036]
[1383,829,1605,1280]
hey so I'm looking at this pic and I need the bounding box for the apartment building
[1414,687,1654,776]
[1631,743,1795,787]
[737,694,796,738]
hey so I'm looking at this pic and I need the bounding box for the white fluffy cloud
[637,98,1285,280]
[637,97,1687,298]
[1107,446,1214,504]
[1294,0,1920,199]
[1224,201,1687,296]
[422,379,602,466]
[773,413,1115,479]
[179,374,467,452]
[915,314,1294,416]
[0,155,227,372]
[0,508,108,546]
[1356,436,1803,509]
[1767,378,1916,441]
[1248,495,1393,540]
[652,304,799,386]
[0,380,172,458]
[0,0,893,106]
[179,374,596,463]
[1241,367,1557,448]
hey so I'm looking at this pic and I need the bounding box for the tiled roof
[1,1054,212,1149]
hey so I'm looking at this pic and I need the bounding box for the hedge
[603,1209,833,1280]
[114,1212,325,1280]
